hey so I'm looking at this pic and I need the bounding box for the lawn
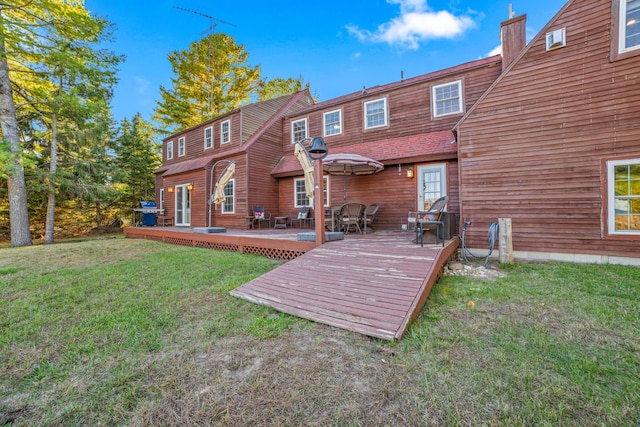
[1,238,639,426]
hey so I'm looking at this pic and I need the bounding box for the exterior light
[167,187,174,193]
[307,137,328,160]
[187,183,194,191]
[407,168,414,178]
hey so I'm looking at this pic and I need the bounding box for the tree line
[0,1,309,247]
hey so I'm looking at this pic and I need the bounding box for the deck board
[231,232,459,340]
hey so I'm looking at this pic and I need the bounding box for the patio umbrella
[322,153,384,203]
[212,162,235,205]
[294,143,314,199]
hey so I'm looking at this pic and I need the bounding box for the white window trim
[167,141,173,160]
[222,178,235,214]
[432,80,464,118]
[204,126,213,149]
[159,189,165,211]
[607,158,640,235]
[619,0,640,53]
[178,137,185,157]
[220,120,231,144]
[363,98,388,130]
[291,118,308,143]
[294,176,329,207]
[323,109,342,137]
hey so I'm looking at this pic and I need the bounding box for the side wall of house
[457,0,640,261]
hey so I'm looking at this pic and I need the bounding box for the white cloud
[486,44,501,57]
[347,0,476,50]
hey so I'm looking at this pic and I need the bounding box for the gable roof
[271,130,456,177]
[289,56,501,117]
[454,3,573,130]
[155,90,313,176]
[162,90,313,142]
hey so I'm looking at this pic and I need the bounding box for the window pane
[434,82,462,116]
[366,100,386,128]
[223,181,234,213]
[293,120,306,142]
[295,179,309,207]
[613,161,640,231]
[324,111,341,135]
[625,0,640,50]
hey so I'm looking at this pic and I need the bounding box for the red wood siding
[282,61,501,154]
[457,0,640,259]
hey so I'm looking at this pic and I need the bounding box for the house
[455,0,640,265]
[156,56,504,230]
[271,55,503,230]
[155,90,314,228]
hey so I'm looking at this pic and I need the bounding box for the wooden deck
[125,227,459,340]
[230,232,459,340]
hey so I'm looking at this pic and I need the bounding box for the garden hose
[461,220,499,267]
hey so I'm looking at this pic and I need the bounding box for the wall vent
[546,28,566,51]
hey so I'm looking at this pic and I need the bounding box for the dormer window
[323,109,342,136]
[364,98,388,129]
[167,141,173,160]
[292,118,307,143]
[204,126,213,149]
[432,80,463,117]
[221,120,230,144]
[178,137,185,157]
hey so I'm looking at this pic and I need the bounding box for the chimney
[500,13,526,71]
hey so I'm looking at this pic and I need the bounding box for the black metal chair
[290,206,311,229]
[252,205,272,229]
[415,196,448,247]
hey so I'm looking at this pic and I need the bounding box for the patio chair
[339,202,365,233]
[361,203,379,232]
[414,196,448,247]
[252,205,272,229]
[290,206,311,229]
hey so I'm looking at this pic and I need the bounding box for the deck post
[498,217,513,263]
[314,159,326,246]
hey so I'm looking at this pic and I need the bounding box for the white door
[175,184,191,226]
[417,164,446,210]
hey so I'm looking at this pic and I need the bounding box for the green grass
[1,239,639,426]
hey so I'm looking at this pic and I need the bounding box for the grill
[138,201,159,226]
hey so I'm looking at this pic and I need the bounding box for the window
[178,137,185,157]
[620,0,640,52]
[159,189,165,211]
[221,120,230,144]
[433,80,463,117]
[222,179,235,213]
[167,141,173,160]
[608,158,640,234]
[204,126,213,149]
[323,109,342,136]
[364,98,388,129]
[294,176,329,207]
[292,118,307,143]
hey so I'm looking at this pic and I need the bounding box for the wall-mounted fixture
[546,28,566,51]
[407,168,414,179]
[167,187,174,193]
[187,183,194,191]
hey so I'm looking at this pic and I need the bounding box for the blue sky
[86,0,568,123]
